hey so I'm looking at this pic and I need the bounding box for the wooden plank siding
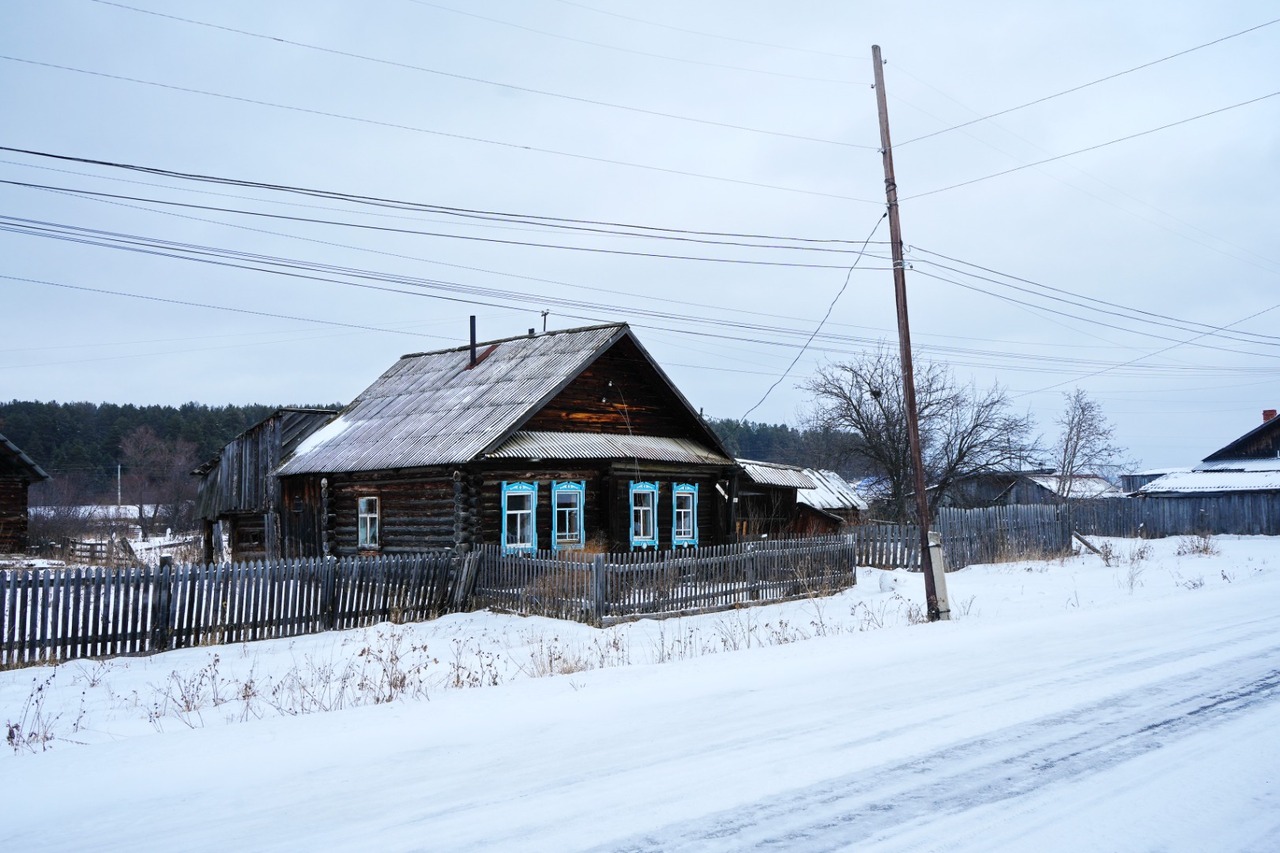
[0,473,32,553]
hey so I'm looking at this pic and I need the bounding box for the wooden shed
[272,324,742,558]
[0,431,50,553]
[194,408,337,561]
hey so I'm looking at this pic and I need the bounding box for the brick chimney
[1264,409,1277,423]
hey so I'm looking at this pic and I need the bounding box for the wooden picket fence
[471,534,868,624]
[934,504,1073,568]
[1,552,461,669]
[2,513,1092,668]
[1066,494,1280,538]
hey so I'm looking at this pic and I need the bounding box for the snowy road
[604,615,1280,851]
[4,544,1279,851]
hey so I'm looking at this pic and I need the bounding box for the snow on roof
[1193,458,1280,473]
[1028,474,1123,499]
[736,459,816,489]
[1139,469,1280,494]
[796,469,869,512]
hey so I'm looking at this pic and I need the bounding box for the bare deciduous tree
[803,347,1039,520]
[1052,388,1127,497]
[120,426,199,539]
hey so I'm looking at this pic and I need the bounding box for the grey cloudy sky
[2,0,1278,468]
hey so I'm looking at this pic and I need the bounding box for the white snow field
[3,535,1279,852]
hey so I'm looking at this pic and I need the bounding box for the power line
[0,145,886,243]
[88,0,869,150]
[1016,297,1280,397]
[405,0,867,86]
[0,56,880,205]
[10,214,1271,380]
[910,250,1280,347]
[550,0,858,60]
[898,15,1280,146]
[742,213,887,420]
[5,178,892,270]
[906,89,1280,200]
[885,63,1280,276]
[2,273,435,338]
[911,268,1280,360]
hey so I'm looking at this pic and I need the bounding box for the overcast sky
[3,0,1278,468]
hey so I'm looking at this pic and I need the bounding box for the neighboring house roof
[1136,411,1280,495]
[1027,474,1123,499]
[0,431,50,481]
[279,324,729,475]
[1138,467,1280,495]
[797,469,869,512]
[1139,457,1280,495]
[737,459,817,490]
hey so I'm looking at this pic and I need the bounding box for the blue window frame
[552,481,586,550]
[673,483,698,547]
[629,481,659,549]
[501,481,537,554]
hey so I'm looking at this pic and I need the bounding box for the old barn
[194,408,338,561]
[206,324,747,561]
[0,431,50,553]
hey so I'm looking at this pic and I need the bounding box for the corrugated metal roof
[797,469,869,511]
[1139,469,1280,494]
[737,459,816,489]
[278,324,728,475]
[280,325,626,474]
[487,432,731,465]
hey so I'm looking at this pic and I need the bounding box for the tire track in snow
[599,645,1280,852]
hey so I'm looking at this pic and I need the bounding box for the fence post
[152,556,173,653]
[591,554,606,625]
[322,556,339,630]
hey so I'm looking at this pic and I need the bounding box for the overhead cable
[898,15,1280,146]
[0,56,880,205]
[88,0,869,149]
[906,89,1280,200]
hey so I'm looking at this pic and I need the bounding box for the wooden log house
[250,324,747,559]
[0,431,50,553]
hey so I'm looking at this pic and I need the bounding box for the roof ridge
[398,322,628,360]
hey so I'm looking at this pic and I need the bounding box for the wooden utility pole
[872,44,950,621]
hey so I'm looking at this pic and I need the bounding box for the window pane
[555,489,581,544]
[504,488,534,549]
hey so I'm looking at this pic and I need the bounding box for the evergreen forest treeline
[0,401,335,497]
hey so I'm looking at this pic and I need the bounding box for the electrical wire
[405,0,867,86]
[906,89,1280,200]
[898,16,1280,147]
[3,178,893,268]
[910,255,1280,349]
[550,0,858,60]
[741,213,887,419]
[0,145,889,243]
[0,56,881,205]
[88,0,868,150]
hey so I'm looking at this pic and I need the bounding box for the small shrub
[1176,534,1219,557]
[6,672,61,754]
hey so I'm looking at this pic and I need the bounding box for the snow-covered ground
[3,535,1278,851]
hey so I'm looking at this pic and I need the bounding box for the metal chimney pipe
[469,315,477,367]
